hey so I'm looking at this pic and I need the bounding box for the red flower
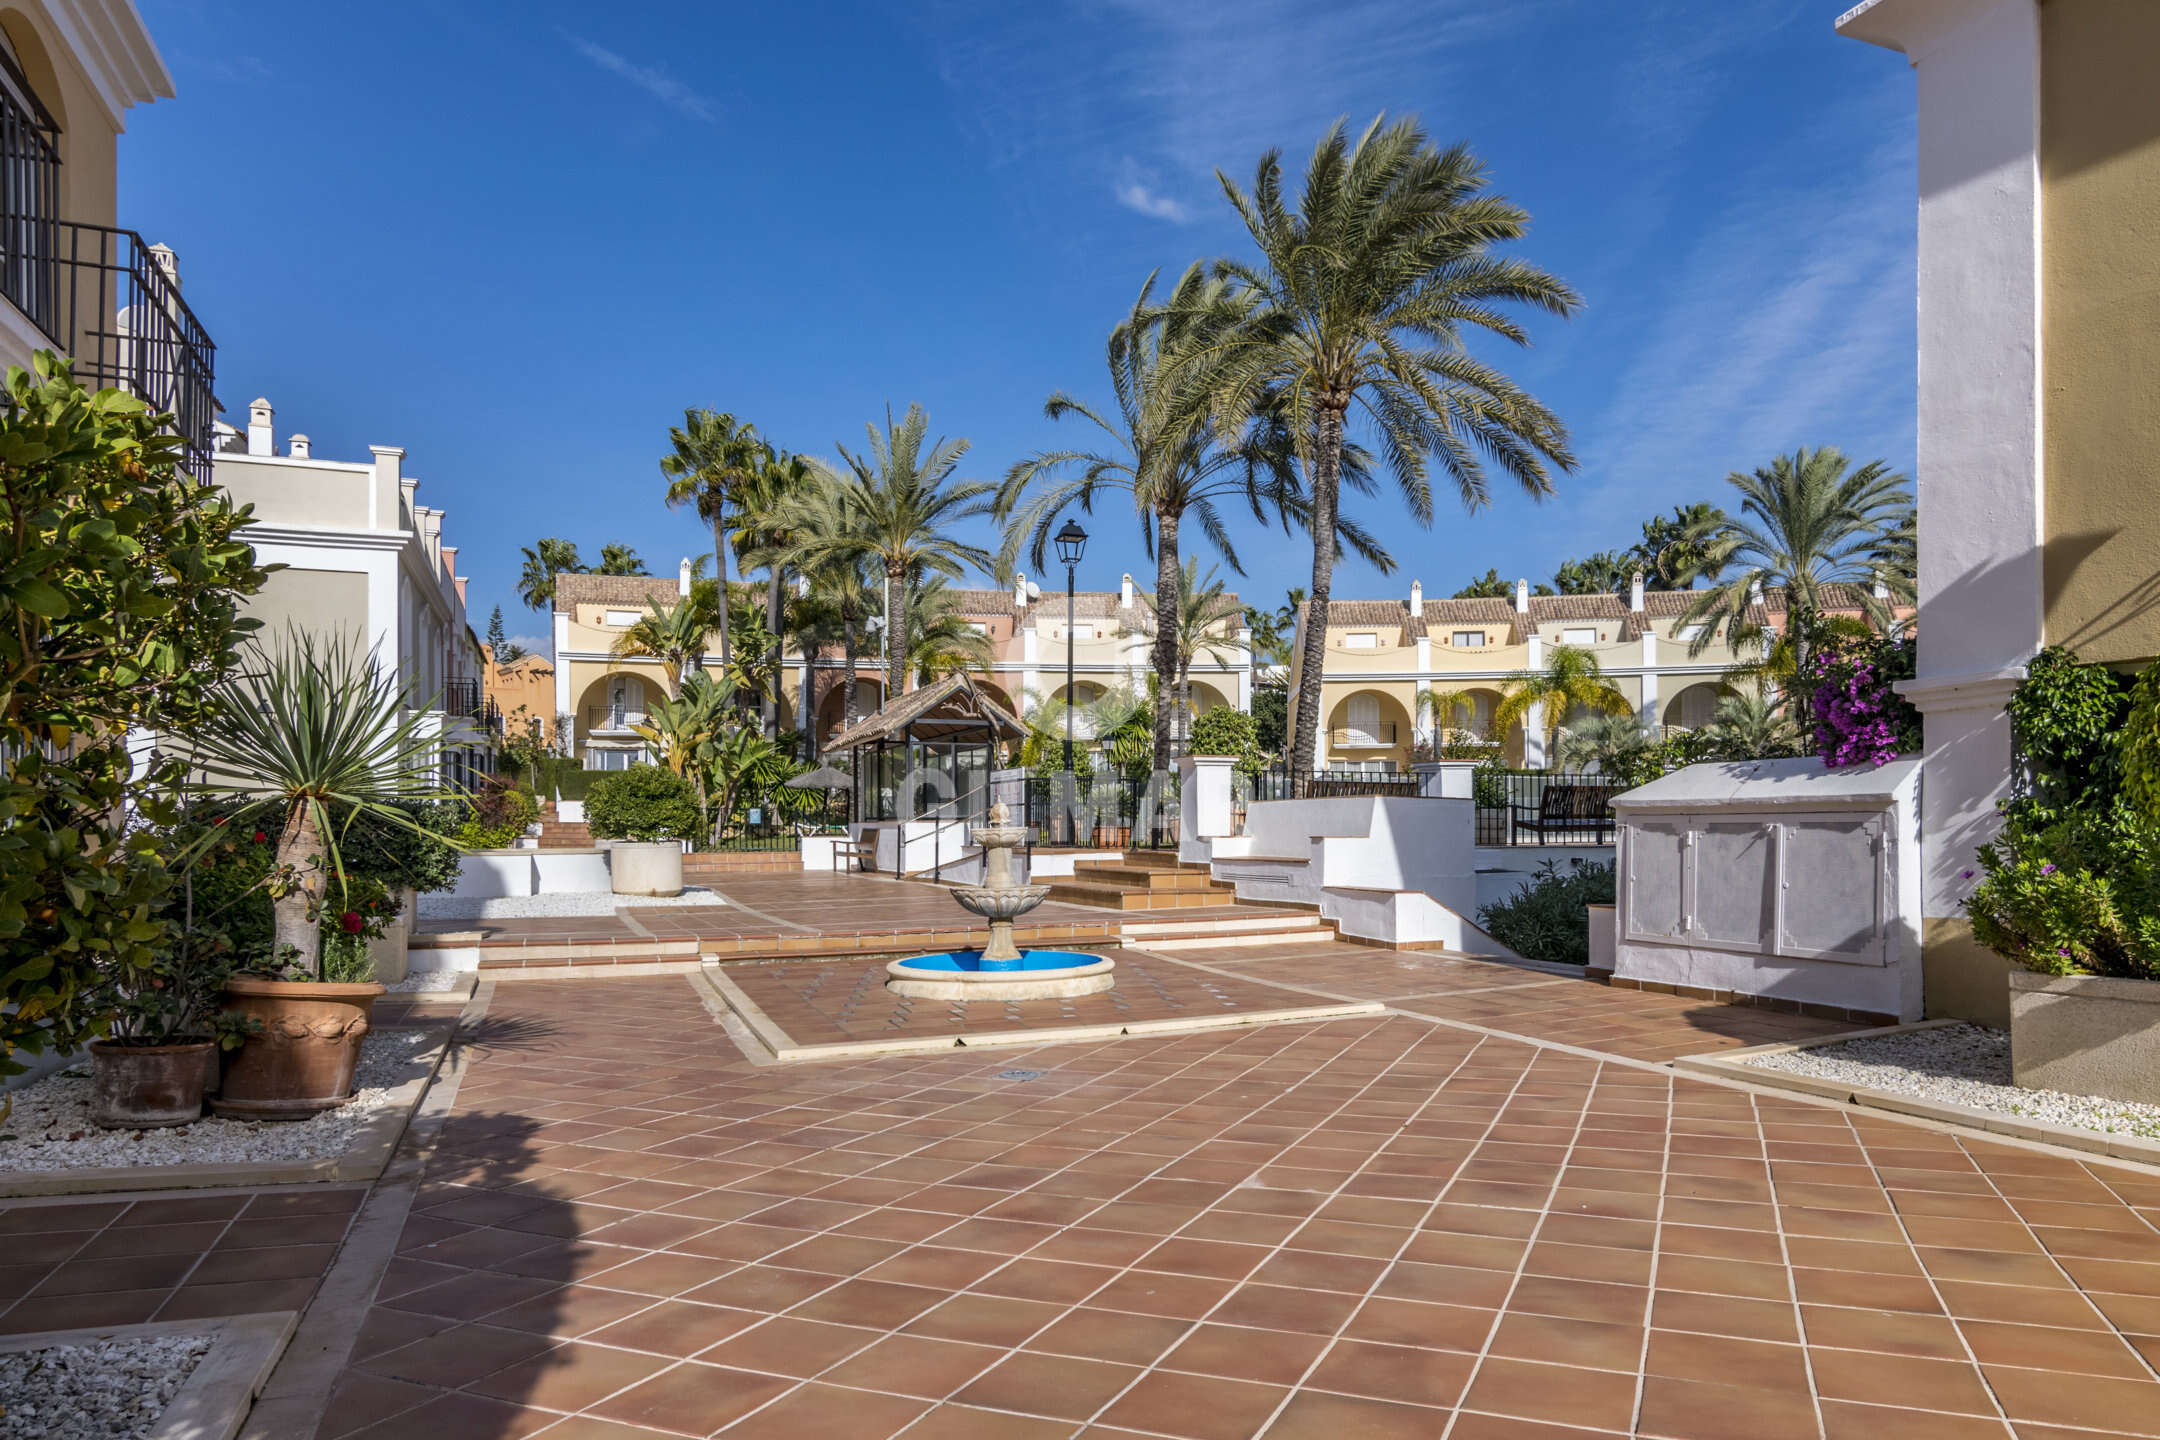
[212,816,228,827]
[340,911,364,934]
[251,831,268,844]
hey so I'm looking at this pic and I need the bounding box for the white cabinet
[1623,811,1888,966]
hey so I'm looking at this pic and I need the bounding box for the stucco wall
[220,457,374,530]
[246,566,369,642]
[2040,0,2160,664]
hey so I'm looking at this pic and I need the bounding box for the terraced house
[551,566,1254,767]
[1288,574,1913,771]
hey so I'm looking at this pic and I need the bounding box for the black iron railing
[1018,772,1181,851]
[1474,768,1618,846]
[440,677,484,719]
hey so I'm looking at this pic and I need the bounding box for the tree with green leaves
[661,409,765,665]
[778,483,880,738]
[610,590,717,696]
[903,579,996,687]
[1631,502,1726,589]
[0,355,272,1087]
[1192,116,1580,775]
[1677,448,1915,726]
[1551,550,1634,596]
[731,446,817,737]
[829,404,994,700]
[517,538,581,611]
[485,606,526,664]
[1493,646,1632,760]
[1454,568,1552,599]
[186,630,449,977]
[1167,559,1245,751]
[598,543,647,576]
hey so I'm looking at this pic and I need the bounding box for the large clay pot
[88,1039,214,1128]
[212,978,385,1120]
[610,841,684,897]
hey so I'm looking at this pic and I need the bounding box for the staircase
[1046,852,1239,911]
[537,819,592,848]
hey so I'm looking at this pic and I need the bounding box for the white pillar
[1639,630,1660,730]
[1178,755,1237,865]
[1412,760,1478,800]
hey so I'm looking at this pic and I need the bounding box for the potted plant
[184,629,451,1119]
[87,932,259,1128]
[586,764,698,896]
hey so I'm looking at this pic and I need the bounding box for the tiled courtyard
[295,975,2160,1439]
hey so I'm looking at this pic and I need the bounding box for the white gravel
[0,1333,211,1439]
[1745,1023,2160,1140]
[385,968,468,994]
[417,886,727,920]
[0,1027,435,1171]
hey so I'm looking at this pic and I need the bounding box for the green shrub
[1189,708,1267,775]
[2121,662,2160,821]
[586,765,701,841]
[1477,858,1615,966]
[164,806,417,967]
[1472,760,1507,810]
[453,780,537,849]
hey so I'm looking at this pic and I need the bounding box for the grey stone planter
[610,841,684,897]
[2010,969,2160,1105]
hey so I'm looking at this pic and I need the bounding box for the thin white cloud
[567,34,715,123]
[1115,181,1189,223]
[508,634,552,658]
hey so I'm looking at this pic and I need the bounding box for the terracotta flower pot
[88,1038,214,1128]
[212,977,385,1121]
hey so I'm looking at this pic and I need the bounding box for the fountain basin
[885,949,1115,1001]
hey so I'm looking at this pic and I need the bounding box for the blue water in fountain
[896,950,1100,974]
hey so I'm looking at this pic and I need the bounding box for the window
[1677,624,1704,643]
[604,610,642,627]
[1343,632,1380,649]
[1452,631,1484,647]
[1562,627,1597,646]
[967,622,989,635]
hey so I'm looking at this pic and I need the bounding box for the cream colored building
[1842,0,2160,1022]
[0,3,213,474]
[551,566,1252,767]
[214,399,492,787]
[1288,574,1906,772]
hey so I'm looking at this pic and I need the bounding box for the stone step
[1141,925,1338,951]
[1117,911,1325,939]
[1070,862,1223,891]
[1046,880,1237,911]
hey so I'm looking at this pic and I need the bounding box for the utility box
[1612,757,1922,1023]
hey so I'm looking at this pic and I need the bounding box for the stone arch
[1663,681,1730,730]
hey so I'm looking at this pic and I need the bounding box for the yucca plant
[185,629,451,979]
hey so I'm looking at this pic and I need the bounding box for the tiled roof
[1420,596,1524,644]
[552,574,682,614]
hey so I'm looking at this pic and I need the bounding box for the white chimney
[1630,570,1645,612]
[1409,579,1422,616]
[1121,572,1134,607]
[1749,578,1765,605]
[288,434,310,459]
[678,557,692,596]
[1872,576,1889,600]
[247,398,274,457]
[147,243,179,289]
[1014,571,1028,607]
[1514,578,1530,614]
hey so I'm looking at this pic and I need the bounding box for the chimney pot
[1409,579,1423,615]
[288,433,310,459]
[1514,578,1529,614]
[1014,571,1028,607]
[246,398,274,457]
[1629,570,1645,612]
[1871,577,1889,600]
[678,557,692,597]
[1121,573,1134,606]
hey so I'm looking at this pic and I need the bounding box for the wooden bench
[1510,783,1618,843]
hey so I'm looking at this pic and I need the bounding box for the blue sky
[129,1,1915,656]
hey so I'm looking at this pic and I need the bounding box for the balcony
[1,53,215,479]
[586,704,648,733]
[1330,722,1399,748]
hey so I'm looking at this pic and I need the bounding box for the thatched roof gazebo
[823,673,1028,824]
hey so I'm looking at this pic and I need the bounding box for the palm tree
[732,446,817,737]
[661,409,765,665]
[1165,559,1244,750]
[631,672,739,832]
[610,590,716,696]
[1493,646,1632,762]
[1701,688,1803,760]
[1192,116,1580,776]
[1551,550,1635,596]
[1632,502,1727,589]
[831,404,995,700]
[780,484,881,736]
[998,265,1295,774]
[1677,448,1914,722]
[1555,711,1651,774]
[903,579,996,686]
[517,538,582,611]
[597,544,647,576]
[186,630,448,977]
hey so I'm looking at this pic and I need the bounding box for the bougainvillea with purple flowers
[1805,632,1921,768]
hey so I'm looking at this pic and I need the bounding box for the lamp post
[1054,520,1088,774]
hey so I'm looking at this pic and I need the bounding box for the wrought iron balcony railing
[1330,722,1399,747]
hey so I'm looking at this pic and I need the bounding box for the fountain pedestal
[884,802,1116,1000]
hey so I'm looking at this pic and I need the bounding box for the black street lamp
[1054,519,1088,773]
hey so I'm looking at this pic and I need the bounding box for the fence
[1012,772,1181,851]
[1474,768,1618,846]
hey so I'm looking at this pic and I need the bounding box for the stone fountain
[885,801,1116,1001]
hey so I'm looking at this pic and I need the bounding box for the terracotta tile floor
[0,1185,365,1333]
[310,976,2160,1439]
[723,952,1359,1048]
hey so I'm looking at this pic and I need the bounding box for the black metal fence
[1473,768,1618,846]
[1013,772,1181,850]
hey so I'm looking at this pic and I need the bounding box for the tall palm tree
[1632,502,1727,589]
[1191,115,1580,777]
[998,265,1295,774]
[1677,449,1914,725]
[610,590,716,696]
[1166,559,1244,750]
[732,446,817,737]
[902,579,997,686]
[186,630,447,977]
[661,409,765,665]
[1701,688,1803,760]
[780,483,882,735]
[831,404,994,700]
[517,538,582,611]
[1493,646,1632,762]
